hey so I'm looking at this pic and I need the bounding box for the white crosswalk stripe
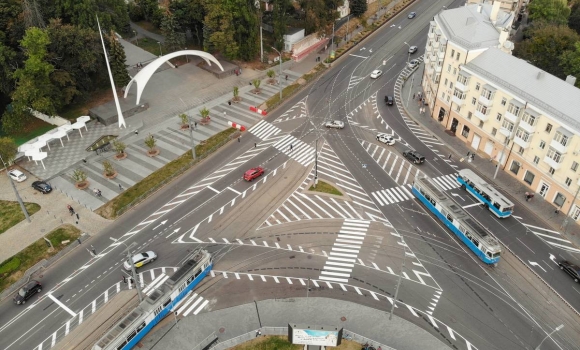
[348,76,365,90]
[522,223,580,253]
[273,99,307,123]
[272,134,315,166]
[174,292,209,317]
[260,141,390,228]
[249,120,281,140]
[371,174,459,206]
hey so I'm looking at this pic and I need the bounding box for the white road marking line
[47,294,77,317]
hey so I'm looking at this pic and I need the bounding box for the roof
[464,48,580,134]
[435,3,513,50]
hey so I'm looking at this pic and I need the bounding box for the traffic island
[230,335,362,350]
[308,180,343,196]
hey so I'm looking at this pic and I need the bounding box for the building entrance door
[471,134,481,150]
[538,182,550,198]
[484,140,493,156]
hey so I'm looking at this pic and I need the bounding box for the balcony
[435,65,442,73]
[550,139,569,154]
[433,41,440,49]
[504,111,518,123]
[478,95,493,106]
[543,155,563,170]
[428,32,435,39]
[513,135,530,149]
[452,95,465,106]
[474,110,489,122]
[455,81,468,92]
[424,55,430,64]
[499,128,512,138]
[519,120,536,133]
[437,50,445,59]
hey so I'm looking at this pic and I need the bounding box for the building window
[471,97,476,105]
[455,104,461,112]
[462,125,470,138]
[546,148,563,163]
[573,206,580,221]
[510,161,521,175]
[515,128,530,142]
[545,123,552,133]
[476,103,488,115]
[523,170,535,185]
[453,88,465,100]
[521,112,536,126]
[553,132,569,147]
[442,92,446,99]
[496,113,502,121]
[533,156,540,164]
[475,83,480,91]
[478,121,484,128]
[572,161,579,172]
[548,167,555,175]
[539,140,546,149]
[501,98,507,106]
[492,128,497,136]
[447,64,451,72]
[446,95,450,103]
[481,88,493,100]
[517,146,524,155]
[554,192,566,207]
[449,82,453,89]
[502,120,514,133]
[451,49,455,57]
[456,53,460,60]
[467,112,472,120]
[507,103,521,116]
[457,75,468,85]
[565,177,572,187]
[444,78,448,86]
[453,68,457,75]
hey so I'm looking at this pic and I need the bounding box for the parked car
[559,260,580,282]
[408,59,419,69]
[408,12,417,19]
[32,181,52,194]
[376,133,396,145]
[370,70,383,79]
[325,120,345,129]
[384,95,394,105]
[408,46,418,54]
[13,280,42,305]
[403,150,425,164]
[8,169,27,182]
[244,167,264,181]
[123,251,157,271]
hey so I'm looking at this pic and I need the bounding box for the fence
[197,327,396,350]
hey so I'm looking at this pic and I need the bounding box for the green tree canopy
[528,0,570,25]
[350,0,367,18]
[570,2,580,35]
[272,0,292,51]
[161,11,185,53]
[0,137,18,165]
[170,0,205,47]
[560,42,580,88]
[514,24,580,79]
[108,31,130,88]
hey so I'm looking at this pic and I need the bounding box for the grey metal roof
[464,47,580,133]
[435,3,513,50]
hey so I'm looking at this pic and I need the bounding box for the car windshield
[18,289,27,297]
[141,252,149,258]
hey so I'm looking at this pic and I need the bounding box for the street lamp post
[133,30,138,45]
[110,237,143,302]
[562,181,580,234]
[403,41,411,64]
[271,46,283,99]
[184,48,188,63]
[535,324,564,350]
[389,236,406,320]
[157,41,162,56]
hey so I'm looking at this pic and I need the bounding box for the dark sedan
[32,181,52,194]
[14,280,42,305]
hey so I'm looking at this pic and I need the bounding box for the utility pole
[271,46,283,99]
[0,155,30,223]
[494,103,525,179]
[389,236,406,320]
[180,98,196,160]
[314,139,319,188]
[111,238,143,302]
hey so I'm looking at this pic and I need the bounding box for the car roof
[373,69,381,73]
[9,169,24,175]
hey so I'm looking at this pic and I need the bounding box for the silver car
[408,59,419,69]
[8,169,27,182]
[376,133,396,145]
[408,46,418,54]
[123,251,157,270]
[325,120,345,129]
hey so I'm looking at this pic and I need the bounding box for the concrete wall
[30,109,71,127]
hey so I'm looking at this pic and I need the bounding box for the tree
[71,169,88,183]
[4,27,57,134]
[0,137,18,165]
[252,78,261,91]
[513,24,580,79]
[528,0,570,26]
[302,0,341,37]
[108,30,130,88]
[112,139,126,154]
[199,106,209,119]
[161,11,185,53]
[272,0,292,51]
[570,2,580,35]
[560,42,580,88]
[267,69,275,83]
[0,37,17,96]
[170,0,205,47]
[102,160,115,177]
[50,0,129,31]
[144,134,157,154]
[350,0,367,18]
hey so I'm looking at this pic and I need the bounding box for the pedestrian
[122,275,127,284]
[97,189,102,197]
[67,205,74,215]
[254,143,257,148]
[448,154,452,160]
[194,121,198,129]
[285,75,288,80]
[228,101,231,106]
[422,97,425,105]
[290,144,293,151]
[239,68,242,74]
[466,151,471,157]
[413,93,416,100]
[256,329,262,337]
[471,153,475,161]
[238,136,241,142]
[118,183,123,190]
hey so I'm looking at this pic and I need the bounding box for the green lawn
[232,336,361,350]
[309,180,343,196]
[0,120,57,146]
[134,37,164,56]
[0,224,81,293]
[0,200,41,235]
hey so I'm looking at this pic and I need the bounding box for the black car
[385,95,394,105]
[13,280,42,305]
[403,150,426,164]
[32,181,52,194]
[559,261,580,282]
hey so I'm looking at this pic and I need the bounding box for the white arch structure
[125,50,225,105]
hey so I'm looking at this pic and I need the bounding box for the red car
[244,167,264,181]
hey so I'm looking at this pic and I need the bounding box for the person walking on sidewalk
[448,154,452,160]
[67,205,75,215]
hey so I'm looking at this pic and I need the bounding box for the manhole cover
[341,317,346,322]
[219,327,225,333]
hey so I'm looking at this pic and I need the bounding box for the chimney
[477,4,482,13]
[537,71,544,80]
[490,1,501,23]
[566,75,577,86]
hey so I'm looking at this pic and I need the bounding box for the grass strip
[0,224,81,293]
[231,336,361,350]
[96,128,238,219]
[308,181,343,196]
[0,201,41,235]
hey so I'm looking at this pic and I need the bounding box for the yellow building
[422,2,580,221]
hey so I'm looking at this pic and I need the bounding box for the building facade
[422,2,580,221]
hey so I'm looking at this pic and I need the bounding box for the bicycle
[342,333,353,341]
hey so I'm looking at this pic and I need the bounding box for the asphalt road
[1,1,579,350]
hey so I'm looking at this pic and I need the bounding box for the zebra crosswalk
[272,134,315,166]
[348,76,365,90]
[522,223,580,254]
[360,139,422,185]
[249,120,281,140]
[319,219,369,283]
[371,174,459,206]
[173,291,209,317]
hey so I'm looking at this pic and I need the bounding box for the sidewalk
[399,62,580,248]
[139,298,450,350]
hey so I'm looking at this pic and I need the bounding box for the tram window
[420,188,426,196]
[458,225,466,234]
[446,213,453,221]
[492,252,500,258]
[154,305,163,315]
[441,209,448,217]
[187,275,194,284]
[137,322,145,331]
[493,202,500,209]
[430,198,436,205]
[163,298,171,308]
[195,270,201,278]
[486,251,492,258]
[425,194,431,201]
[127,330,137,341]
[472,238,479,247]
[117,341,127,350]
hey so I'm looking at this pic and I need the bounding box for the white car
[408,46,418,54]
[370,70,383,79]
[325,120,345,129]
[376,133,396,145]
[8,169,27,182]
[408,59,419,69]
[123,251,157,270]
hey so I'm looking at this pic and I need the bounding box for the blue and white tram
[456,169,514,218]
[412,177,501,265]
[93,250,212,350]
